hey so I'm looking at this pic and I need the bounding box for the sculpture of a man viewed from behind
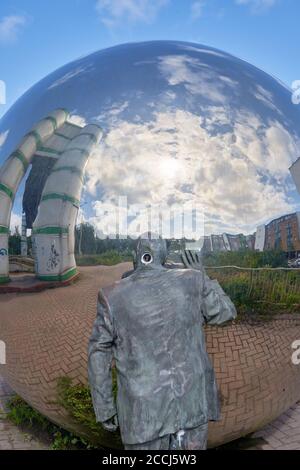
[88,232,237,450]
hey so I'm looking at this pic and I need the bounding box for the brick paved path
[1,265,300,450]
[0,375,48,450]
[1,266,300,448]
[1,371,300,450]
[249,402,300,450]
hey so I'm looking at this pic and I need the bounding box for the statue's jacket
[88,266,237,445]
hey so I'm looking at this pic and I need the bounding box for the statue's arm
[202,274,237,325]
[88,290,117,426]
[181,250,237,325]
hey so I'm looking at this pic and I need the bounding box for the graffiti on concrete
[46,242,60,272]
[0,248,8,256]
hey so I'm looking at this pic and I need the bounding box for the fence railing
[205,266,300,309]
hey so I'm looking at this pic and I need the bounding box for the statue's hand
[101,414,119,432]
[181,250,204,272]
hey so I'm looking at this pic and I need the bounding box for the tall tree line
[75,223,136,255]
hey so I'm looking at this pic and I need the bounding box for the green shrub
[6,395,93,450]
[56,373,122,449]
[7,396,49,430]
[221,277,254,307]
[203,249,288,268]
[206,267,300,313]
[76,250,131,266]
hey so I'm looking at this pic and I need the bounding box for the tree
[8,226,21,255]
[75,223,96,255]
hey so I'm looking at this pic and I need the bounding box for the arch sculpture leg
[0,109,68,283]
[32,124,103,282]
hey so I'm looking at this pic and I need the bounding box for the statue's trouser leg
[124,423,208,450]
[170,423,208,450]
[124,435,170,450]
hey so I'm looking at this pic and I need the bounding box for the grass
[203,249,288,269]
[6,373,123,450]
[75,250,132,266]
[75,247,300,314]
[206,267,300,314]
[4,365,121,450]
[56,374,122,449]
[6,395,93,450]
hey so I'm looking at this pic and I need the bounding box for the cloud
[0,130,9,147]
[253,84,281,114]
[83,105,297,238]
[235,0,278,13]
[67,114,87,127]
[95,0,169,27]
[190,1,205,21]
[48,66,90,90]
[0,80,6,105]
[0,15,28,43]
[10,212,21,232]
[158,54,238,103]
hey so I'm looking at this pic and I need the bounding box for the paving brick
[0,375,49,450]
[0,264,300,448]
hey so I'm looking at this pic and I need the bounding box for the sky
[1,0,300,238]
[0,0,300,118]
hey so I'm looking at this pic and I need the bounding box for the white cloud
[236,0,278,13]
[253,84,279,113]
[48,66,91,90]
[158,54,238,103]
[83,105,298,237]
[180,45,227,59]
[0,130,9,148]
[0,80,6,105]
[190,1,205,20]
[95,101,129,125]
[0,15,28,43]
[233,111,298,178]
[10,212,21,232]
[67,114,87,127]
[95,0,169,26]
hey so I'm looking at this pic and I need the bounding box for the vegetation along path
[1,372,300,450]
[0,375,49,450]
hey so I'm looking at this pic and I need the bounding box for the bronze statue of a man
[88,233,237,450]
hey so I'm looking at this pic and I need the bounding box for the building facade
[263,213,300,255]
[201,233,255,254]
[255,212,300,256]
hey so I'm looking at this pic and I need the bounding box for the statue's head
[133,232,167,269]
